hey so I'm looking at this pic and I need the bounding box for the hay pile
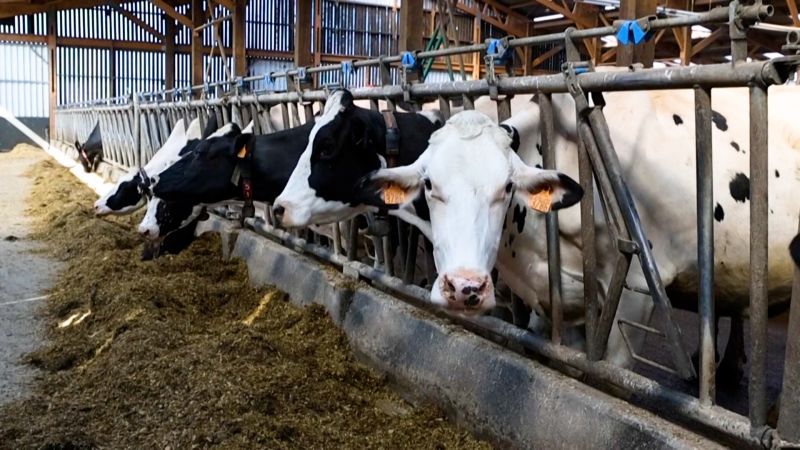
[0,154,489,449]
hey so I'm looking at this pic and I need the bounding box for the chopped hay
[0,152,490,450]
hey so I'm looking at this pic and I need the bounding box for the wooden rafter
[787,0,800,27]
[105,1,164,40]
[454,0,527,36]
[531,44,564,69]
[691,26,725,57]
[213,0,235,10]
[151,0,193,29]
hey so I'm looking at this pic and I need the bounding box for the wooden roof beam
[690,26,725,57]
[151,0,192,29]
[105,1,164,40]
[454,0,527,36]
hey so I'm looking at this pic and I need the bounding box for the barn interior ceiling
[0,0,796,66]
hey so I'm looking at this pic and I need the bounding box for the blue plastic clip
[264,73,274,89]
[203,82,211,95]
[401,51,417,70]
[616,21,652,45]
[487,38,511,62]
[297,67,307,80]
[236,77,244,88]
[342,61,353,74]
[575,67,589,74]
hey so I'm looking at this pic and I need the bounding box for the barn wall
[0,0,564,106]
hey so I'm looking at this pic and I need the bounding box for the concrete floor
[0,147,59,406]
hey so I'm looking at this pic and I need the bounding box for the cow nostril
[140,229,150,236]
[444,276,455,293]
[273,205,285,217]
[465,294,480,307]
[461,286,472,295]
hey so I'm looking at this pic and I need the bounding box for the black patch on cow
[154,200,199,237]
[512,204,527,234]
[714,203,725,222]
[775,170,780,178]
[535,164,542,169]
[730,141,740,152]
[791,234,800,268]
[729,173,750,203]
[104,174,144,211]
[512,251,517,258]
[672,114,683,125]
[508,233,516,246]
[502,215,507,230]
[711,110,728,131]
[140,215,201,261]
[499,124,520,152]
[536,143,542,155]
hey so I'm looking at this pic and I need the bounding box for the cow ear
[357,164,424,209]
[512,159,582,213]
[230,134,253,158]
[499,124,520,152]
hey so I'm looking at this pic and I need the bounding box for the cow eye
[505,182,513,194]
[424,178,432,190]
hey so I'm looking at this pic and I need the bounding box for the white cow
[366,84,800,368]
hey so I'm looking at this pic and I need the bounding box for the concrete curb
[197,217,723,450]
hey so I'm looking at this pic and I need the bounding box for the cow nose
[139,228,150,237]
[440,271,492,310]
[273,205,285,223]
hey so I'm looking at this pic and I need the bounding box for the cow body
[144,121,314,239]
[273,90,443,234]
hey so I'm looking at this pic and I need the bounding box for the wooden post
[523,21,534,75]
[295,0,313,68]
[164,16,175,98]
[47,9,56,138]
[313,0,322,66]
[232,0,246,77]
[472,11,481,79]
[191,0,204,88]
[616,0,657,67]
[399,0,423,51]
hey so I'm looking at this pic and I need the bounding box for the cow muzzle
[437,270,494,313]
[138,224,160,240]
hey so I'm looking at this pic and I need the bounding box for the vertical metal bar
[347,218,359,261]
[777,218,800,444]
[585,108,696,380]
[578,106,599,360]
[404,226,420,284]
[496,96,511,122]
[748,83,769,430]
[539,93,563,345]
[694,86,716,405]
[132,93,141,168]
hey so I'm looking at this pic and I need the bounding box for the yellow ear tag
[382,183,407,205]
[529,186,553,213]
[237,145,248,159]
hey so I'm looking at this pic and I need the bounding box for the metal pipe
[577,106,599,360]
[539,93,563,345]
[694,86,716,406]
[748,83,769,430]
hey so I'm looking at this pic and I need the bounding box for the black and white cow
[362,84,800,369]
[76,122,103,173]
[272,90,443,234]
[93,115,217,215]
[144,121,315,239]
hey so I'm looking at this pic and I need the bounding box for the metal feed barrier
[54,2,800,447]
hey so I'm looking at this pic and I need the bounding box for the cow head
[94,119,189,215]
[138,197,207,240]
[273,90,383,227]
[360,110,582,314]
[152,124,244,205]
[75,140,100,173]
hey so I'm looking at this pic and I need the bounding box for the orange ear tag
[237,145,248,159]
[382,183,407,205]
[529,186,553,213]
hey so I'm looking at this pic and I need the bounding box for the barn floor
[0,149,489,449]
[0,146,59,407]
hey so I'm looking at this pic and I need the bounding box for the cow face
[138,197,206,240]
[361,111,582,314]
[76,140,101,173]
[273,90,382,227]
[94,171,149,215]
[152,126,243,205]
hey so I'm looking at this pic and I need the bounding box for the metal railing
[54,3,800,448]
